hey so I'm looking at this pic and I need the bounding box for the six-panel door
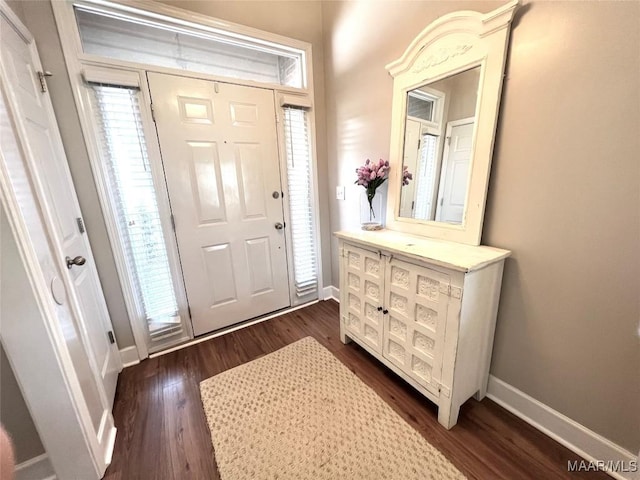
[148,73,290,336]
[341,244,385,352]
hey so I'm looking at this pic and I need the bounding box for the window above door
[58,0,310,91]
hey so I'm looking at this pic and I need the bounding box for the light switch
[336,186,346,200]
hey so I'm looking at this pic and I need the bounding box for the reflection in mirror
[399,67,480,224]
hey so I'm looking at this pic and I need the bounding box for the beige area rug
[199,337,465,480]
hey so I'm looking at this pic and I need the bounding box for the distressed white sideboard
[336,229,511,428]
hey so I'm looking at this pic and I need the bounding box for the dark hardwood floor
[105,300,607,479]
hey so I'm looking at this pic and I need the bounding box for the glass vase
[359,184,386,231]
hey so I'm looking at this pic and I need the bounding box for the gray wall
[0,345,44,464]
[322,0,639,452]
[1,209,46,464]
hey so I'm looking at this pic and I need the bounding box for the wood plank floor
[105,300,607,480]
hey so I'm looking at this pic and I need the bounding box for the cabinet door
[340,244,385,352]
[382,257,449,396]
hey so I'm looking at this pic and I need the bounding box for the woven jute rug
[199,336,465,480]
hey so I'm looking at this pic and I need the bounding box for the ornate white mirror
[385,0,519,245]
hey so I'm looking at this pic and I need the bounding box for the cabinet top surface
[335,230,511,272]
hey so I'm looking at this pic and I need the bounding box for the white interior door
[0,13,120,406]
[436,120,474,224]
[147,73,290,336]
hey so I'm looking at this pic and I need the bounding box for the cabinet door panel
[341,244,385,352]
[382,258,449,395]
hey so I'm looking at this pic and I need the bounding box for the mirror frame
[385,0,519,245]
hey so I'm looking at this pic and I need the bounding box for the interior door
[436,120,474,223]
[147,73,290,336]
[0,13,121,407]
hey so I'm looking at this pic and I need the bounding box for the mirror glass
[398,66,481,224]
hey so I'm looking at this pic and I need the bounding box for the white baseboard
[322,285,340,303]
[119,345,140,368]
[16,453,56,480]
[487,375,637,480]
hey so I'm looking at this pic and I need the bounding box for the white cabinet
[337,230,510,429]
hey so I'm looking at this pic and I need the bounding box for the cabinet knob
[382,309,389,315]
[377,306,383,312]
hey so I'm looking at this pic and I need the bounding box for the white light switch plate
[336,186,346,200]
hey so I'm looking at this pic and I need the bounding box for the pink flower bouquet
[355,159,389,221]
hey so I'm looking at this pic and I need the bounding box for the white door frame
[50,0,325,357]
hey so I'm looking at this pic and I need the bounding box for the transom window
[74,4,306,88]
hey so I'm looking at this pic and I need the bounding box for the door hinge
[446,136,452,146]
[187,306,192,319]
[107,331,115,344]
[150,103,156,122]
[170,214,176,231]
[76,217,86,234]
[37,71,52,93]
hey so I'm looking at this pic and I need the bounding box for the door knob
[274,222,284,230]
[66,255,86,269]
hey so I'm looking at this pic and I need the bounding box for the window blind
[283,107,318,298]
[75,8,304,88]
[414,134,439,220]
[89,85,181,339]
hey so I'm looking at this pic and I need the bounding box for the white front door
[436,119,474,224]
[147,73,290,336]
[0,13,121,406]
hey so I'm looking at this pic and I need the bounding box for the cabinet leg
[437,402,461,430]
[339,329,352,345]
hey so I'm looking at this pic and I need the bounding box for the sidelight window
[89,83,184,344]
[283,106,318,300]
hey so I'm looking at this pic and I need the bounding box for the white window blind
[283,107,318,298]
[414,134,439,220]
[75,7,304,88]
[89,84,181,339]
